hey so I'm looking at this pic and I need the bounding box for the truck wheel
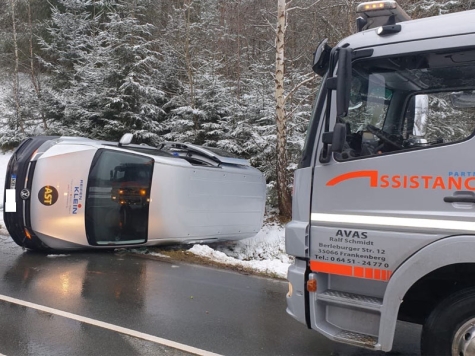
[421,288,475,356]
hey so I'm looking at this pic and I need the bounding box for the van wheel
[421,288,475,356]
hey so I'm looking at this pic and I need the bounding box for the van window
[85,149,153,245]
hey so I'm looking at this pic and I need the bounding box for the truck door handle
[444,196,475,203]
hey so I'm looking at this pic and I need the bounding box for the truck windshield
[85,149,153,245]
[337,47,475,160]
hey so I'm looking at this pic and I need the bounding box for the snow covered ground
[0,151,291,279]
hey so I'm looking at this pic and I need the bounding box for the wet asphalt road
[0,235,421,356]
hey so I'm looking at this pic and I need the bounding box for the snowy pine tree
[37,0,165,142]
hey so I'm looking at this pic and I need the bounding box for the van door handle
[444,196,475,203]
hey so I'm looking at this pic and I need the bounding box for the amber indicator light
[307,279,317,292]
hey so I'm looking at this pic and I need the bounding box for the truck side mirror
[321,123,347,154]
[319,47,352,164]
[331,123,347,153]
[336,47,352,118]
[312,38,332,76]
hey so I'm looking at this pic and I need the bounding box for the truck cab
[285,2,475,355]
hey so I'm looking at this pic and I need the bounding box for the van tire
[421,287,475,356]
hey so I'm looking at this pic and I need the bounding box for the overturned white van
[4,134,266,251]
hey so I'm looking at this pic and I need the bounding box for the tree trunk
[10,0,24,133]
[184,0,195,109]
[235,0,241,99]
[27,0,47,130]
[275,0,292,219]
[183,0,197,131]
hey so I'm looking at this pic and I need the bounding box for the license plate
[10,175,16,189]
[5,189,16,212]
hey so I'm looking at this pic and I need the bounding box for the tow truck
[285,1,475,355]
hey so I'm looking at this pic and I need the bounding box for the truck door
[310,48,475,281]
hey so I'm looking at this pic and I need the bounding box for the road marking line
[0,294,221,356]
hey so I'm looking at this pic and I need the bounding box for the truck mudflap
[286,258,310,327]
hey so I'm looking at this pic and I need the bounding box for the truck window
[403,91,475,147]
[336,48,475,160]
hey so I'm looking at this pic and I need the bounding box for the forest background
[0,0,473,219]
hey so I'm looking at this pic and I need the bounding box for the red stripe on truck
[310,261,391,282]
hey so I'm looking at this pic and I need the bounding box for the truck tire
[421,287,475,356]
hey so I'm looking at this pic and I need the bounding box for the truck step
[317,289,383,311]
[334,329,379,349]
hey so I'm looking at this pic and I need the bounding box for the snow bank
[189,223,291,279]
[189,242,289,279]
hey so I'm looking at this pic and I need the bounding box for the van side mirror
[119,133,133,147]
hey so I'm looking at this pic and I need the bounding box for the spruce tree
[37,0,164,142]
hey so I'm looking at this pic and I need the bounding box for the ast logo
[38,186,59,206]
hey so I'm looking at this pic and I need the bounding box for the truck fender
[379,235,475,351]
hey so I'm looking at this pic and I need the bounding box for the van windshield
[85,149,153,245]
[338,47,475,159]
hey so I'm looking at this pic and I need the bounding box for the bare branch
[267,18,276,32]
[314,10,344,39]
[288,92,316,118]
[287,0,324,13]
[283,74,316,105]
